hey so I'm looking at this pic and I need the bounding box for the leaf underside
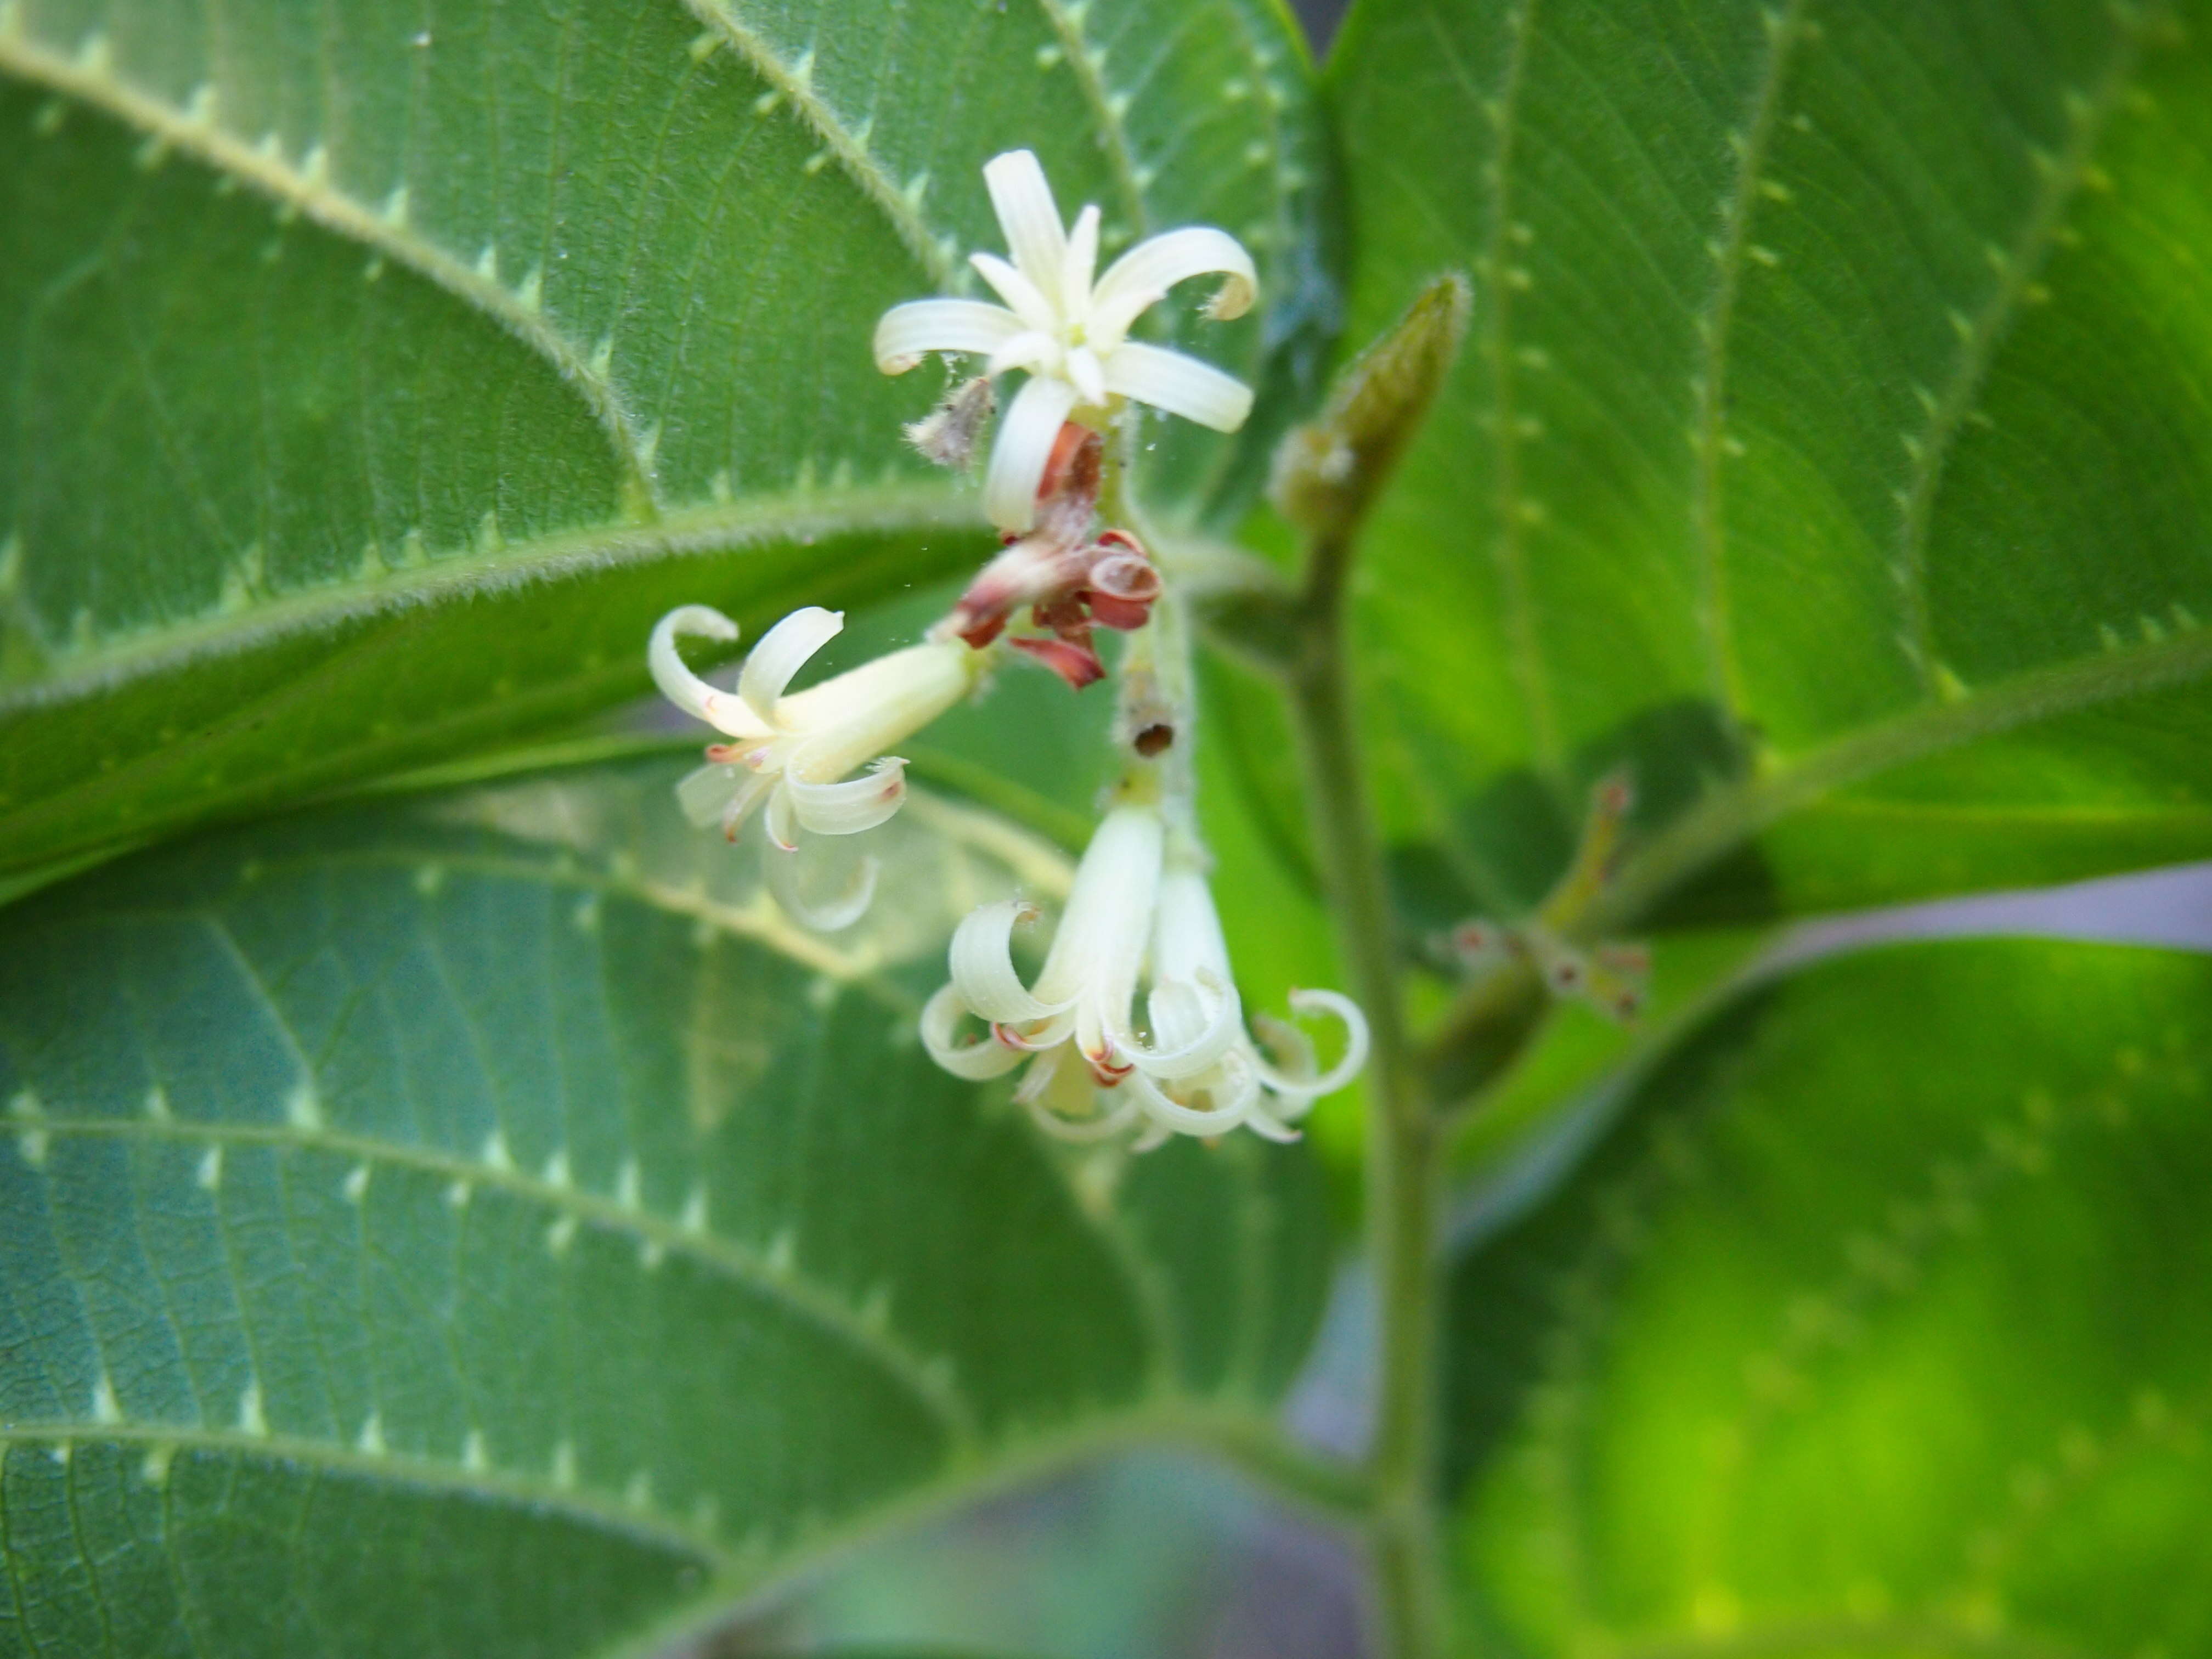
[0,760,1330,1658]
[1447,938,2212,1659]
[1330,0,2212,927]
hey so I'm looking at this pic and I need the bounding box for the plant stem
[1285,531,1449,1659]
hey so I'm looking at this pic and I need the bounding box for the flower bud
[1269,273,1471,541]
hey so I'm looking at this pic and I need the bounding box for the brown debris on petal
[904,376,997,470]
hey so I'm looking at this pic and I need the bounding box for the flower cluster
[920,802,1367,1149]
[645,149,1369,1150]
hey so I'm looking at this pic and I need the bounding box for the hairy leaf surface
[1331,0,2212,926]
[0,0,1329,876]
[0,759,1329,1657]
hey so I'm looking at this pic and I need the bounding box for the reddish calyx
[944,424,1165,690]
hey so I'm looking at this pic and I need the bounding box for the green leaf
[0,0,1330,878]
[0,757,1330,1657]
[1329,0,2212,927]
[1444,938,2212,1658]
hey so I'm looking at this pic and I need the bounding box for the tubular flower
[919,805,1368,1149]
[874,148,1259,532]
[650,605,984,923]
[1122,860,1369,1151]
[921,804,1187,1143]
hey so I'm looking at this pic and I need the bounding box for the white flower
[1122,862,1369,1152]
[920,803,1368,1148]
[874,149,1259,533]
[650,604,983,924]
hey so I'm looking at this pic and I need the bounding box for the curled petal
[1017,1049,1142,1142]
[998,1008,1078,1053]
[676,763,776,840]
[1241,1102,1304,1143]
[763,782,800,853]
[949,900,1073,1024]
[1085,550,1160,631]
[970,252,1059,335]
[783,758,907,837]
[675,761,747,828]
[873,300,1027,373]
[1037,423,1105,531]
[764,842,878,932]
[984,374,1080,532]
[650,606,769,738]
[1088,225,1259,349]
[983,150,1069,309]
[1252,989,1370,1099]
[1249,1011,1317,1085]
[921,985,1028,1081]
[1025,1088,1140,1144]
[738,605,844,726]
[1127,1065,1258,1138]
[1084,1047,1134,1086]
[1113,969,1244,1081]
[1102,342,1254,433]
[1130,1119,1175,1154]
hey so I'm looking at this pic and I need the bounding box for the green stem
[1285,531,1449,1659]
[1198,1413,1379,1522]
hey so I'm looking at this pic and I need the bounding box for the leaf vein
[677,0,958,289]
[0,27,663,509]
[59,1444,119,1659]
[1453,0,1564,774]
[1691,0,1810,723]
[1894,14,2157,687]
[0,484,970,714]
[1589,625,2212,935]
[1031,0,1152,238]
[0,1451,43,1659]
[0,1422,736,1573]
[25,1117,981,1448]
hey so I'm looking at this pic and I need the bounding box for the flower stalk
[1281,571,1449,1659]
[1251,275,1481,1659]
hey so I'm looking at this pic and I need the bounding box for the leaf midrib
[1589,627,2212,935]
[0,484,972,713]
